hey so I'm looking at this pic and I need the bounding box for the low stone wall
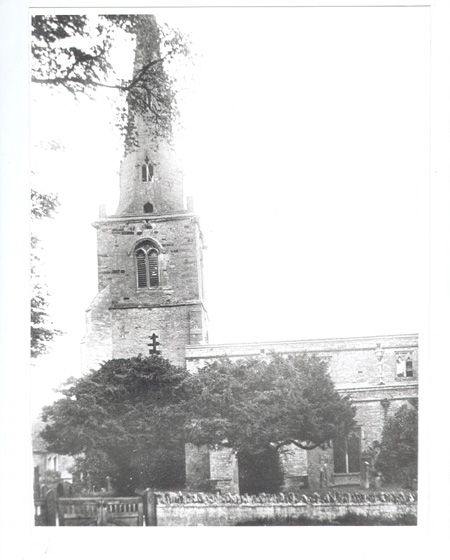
[155,491,417,526]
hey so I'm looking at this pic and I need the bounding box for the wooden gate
[35,490,158,526]
[57,497,144,526]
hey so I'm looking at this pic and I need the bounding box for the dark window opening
[148,250,159,286]
[397,355,414,378]
[333,431,361,474]
[141,162,154,182]
[238,447,284,495]
[144,202,154,214]
[135,241,160,288]
[136,249,148,288]
[406,358,414,377]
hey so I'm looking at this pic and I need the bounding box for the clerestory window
[135,241,160,288]
[396,354,414,378]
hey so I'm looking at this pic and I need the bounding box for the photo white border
[1,1,448,558]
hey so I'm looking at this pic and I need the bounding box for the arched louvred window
[141,164,147,182]
[135,241,160,288]
[148,249,159,286]
[136,248,148,288]
[144,202,154,213]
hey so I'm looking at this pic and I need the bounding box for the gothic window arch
[135,240,160,288]
[141,158,153,182]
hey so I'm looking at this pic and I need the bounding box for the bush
[375,403,418,489]
[41,355,189,495]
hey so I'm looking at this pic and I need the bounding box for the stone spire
[115,16,185,217]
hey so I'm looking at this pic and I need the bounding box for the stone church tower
[82,18,208,373]
[80,17,418,496]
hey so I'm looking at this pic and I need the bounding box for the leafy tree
[184,354,356,454]
[183,354,355,492]
[375,402,418,489]
[40,353,356,495]
[31,14,190,150]
[31,189,61,358]
[40,355,189,495]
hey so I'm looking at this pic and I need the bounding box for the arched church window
[135,241,160,288]
[333,430,361,474]
[144,202,154,213]
[141,159,154,182]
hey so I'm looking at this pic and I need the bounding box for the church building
[81,18,418,494]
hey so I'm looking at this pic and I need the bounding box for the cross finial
[148,332,160,355]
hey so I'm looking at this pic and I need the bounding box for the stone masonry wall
[185,334,418,492]
[185,444,211,492]
[82,211,207,371]
[109,304,204,367]
[117,118,184,216]
[81,285,113,374]
[156,501,416,526]
[185,334,418,387]
[280,445,308,491]
[94,214,203,304]
[209,448,239,494]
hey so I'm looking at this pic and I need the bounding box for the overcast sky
[30,6,429,413]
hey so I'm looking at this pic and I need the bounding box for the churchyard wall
[155,491,417,526]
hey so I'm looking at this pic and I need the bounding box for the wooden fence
[35,489,157,526]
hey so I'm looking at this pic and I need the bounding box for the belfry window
[141,159,153,182]
[135,241,160,288]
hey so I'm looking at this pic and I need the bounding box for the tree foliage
[238,446,284,495]
[40,353,356,495]
[31,14,190,149]
[183,354,356,454]
[375,402,418,489]
[41,355,189,495]
[31,189,59,221]
[31,189,61,358]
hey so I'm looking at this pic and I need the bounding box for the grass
[235,512,417,526]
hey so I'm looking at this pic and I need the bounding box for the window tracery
[135,240,160,288]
